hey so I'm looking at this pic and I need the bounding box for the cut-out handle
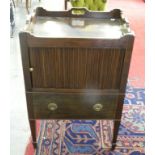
[34,7,124,20]
[70,19,86,27]
[68,7,89,16]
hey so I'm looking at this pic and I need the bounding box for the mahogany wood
[19,7,134,149]
[31,93,118,119]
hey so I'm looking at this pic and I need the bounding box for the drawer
[30,93,118,119]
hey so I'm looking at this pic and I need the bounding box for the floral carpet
[34,87,145,155]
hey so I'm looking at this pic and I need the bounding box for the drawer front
[31,93,118,119]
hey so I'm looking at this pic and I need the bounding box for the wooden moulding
[29,88,119,95]
[20,7,134,49]
[35,7,123,19]
[25,34,134,48]
[19,32,32,91]
[22,7,134,39]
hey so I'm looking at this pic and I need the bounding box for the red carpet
[25,88,145,155]
[25,0,144,154]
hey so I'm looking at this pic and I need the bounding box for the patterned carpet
[35,87,145,155]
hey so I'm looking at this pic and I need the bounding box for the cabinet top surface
[24,7,133,39]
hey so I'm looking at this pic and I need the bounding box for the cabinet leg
[111,120,121,150]
[30,120,37,148]
[32,142,37,148]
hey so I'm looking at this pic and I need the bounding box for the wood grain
[19,7,135,149]
[31,93,118,119]
[29,47,125,89]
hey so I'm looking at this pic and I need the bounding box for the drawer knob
[48,103,58,111]
[93,103,103,112]
[29,67,34,72]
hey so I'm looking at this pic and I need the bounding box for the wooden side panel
[19,32,32,91]
[29,47,125,89]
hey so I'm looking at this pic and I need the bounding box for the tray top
[24,7,133,39]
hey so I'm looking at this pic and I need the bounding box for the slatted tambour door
[29,47,125,89]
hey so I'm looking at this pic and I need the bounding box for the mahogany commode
[19,7,134,150]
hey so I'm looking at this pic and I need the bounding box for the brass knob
[48,103,58,111]
[29,67,34,72]
[93,103,103,112]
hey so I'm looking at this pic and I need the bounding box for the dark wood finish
[119,35,135,92]
[29,120,37,148]
[111,120,121,150]
[19,7,134,149]
[35,7,123,19]
[19,33,32,91]
[27,36,131,48]
[29,47,125,89]
[31,93,118,119]
[31,88,119,94]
